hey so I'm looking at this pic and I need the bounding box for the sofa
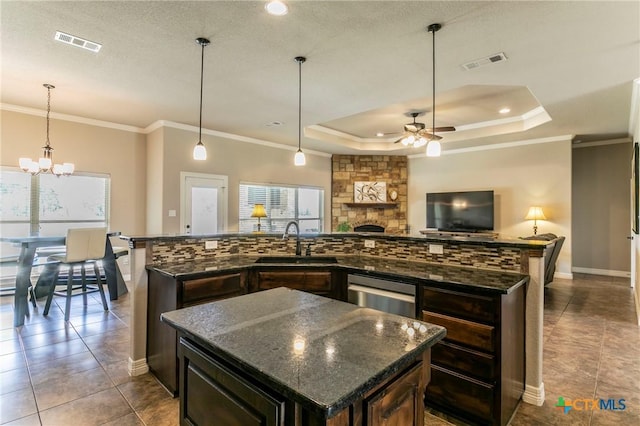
[520,233,565,285]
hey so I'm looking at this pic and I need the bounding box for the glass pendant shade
[294,149,306,166]
[265,1,288,15]
[414,137,428,148]
[426,140,441,157]
[193,141,207,160]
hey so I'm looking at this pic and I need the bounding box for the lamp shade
[525,206,547,221]
[251,203,267,218]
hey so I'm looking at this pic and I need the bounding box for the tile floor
[0,274,638,425]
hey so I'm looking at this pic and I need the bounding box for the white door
[181,172,228,235]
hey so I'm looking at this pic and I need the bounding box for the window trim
[0,166,111,233]
[239,181,324,233]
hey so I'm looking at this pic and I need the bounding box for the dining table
[1,231,128,327]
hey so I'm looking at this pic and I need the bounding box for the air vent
[461,52,507,71]
[54,31,102,53]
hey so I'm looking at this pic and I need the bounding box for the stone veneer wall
[150,235,523,273]
[331,155,407,234]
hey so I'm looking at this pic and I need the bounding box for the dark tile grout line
[10,293,148,426]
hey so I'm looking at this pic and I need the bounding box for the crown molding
[1,103,145,133]
[408,135,574,158]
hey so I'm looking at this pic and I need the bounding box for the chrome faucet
[283,221,302,256]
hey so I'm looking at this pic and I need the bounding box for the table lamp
[525,206,546,235]
[251,203,267,233]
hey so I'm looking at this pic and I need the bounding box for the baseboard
[554,271,573,280]
[128,357,149,377]
[522,383,545,406]
[571,267,631,278]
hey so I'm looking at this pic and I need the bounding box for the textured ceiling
[1,1,638,155]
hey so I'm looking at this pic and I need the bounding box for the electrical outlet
[364,240,375,248]
[205,240,218,250]
[429,244,444,254]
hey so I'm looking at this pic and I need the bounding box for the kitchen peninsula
[161,287,446,425]
[121,232,551,423]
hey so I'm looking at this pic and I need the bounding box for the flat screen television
[426,190,494,232]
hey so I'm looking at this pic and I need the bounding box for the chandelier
[19,84,74,176]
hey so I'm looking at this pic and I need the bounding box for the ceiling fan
[390,23,451,156]
[393,111,455,147]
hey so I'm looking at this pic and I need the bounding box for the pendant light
[19,84,74,176]
[426,23,442,157]
[294,56,306,166]
[193,37,210,161]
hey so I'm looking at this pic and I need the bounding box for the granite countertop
[148,255,528,294]
[121,232,554,250]
[161,287,446,419]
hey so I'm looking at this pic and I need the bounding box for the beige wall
[157,126,332,234]
[0,110,147,236]
[146,127,164,235]
[408,138,573,276]
[573,142,632,274]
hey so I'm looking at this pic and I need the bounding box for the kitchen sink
[254,256,338,264]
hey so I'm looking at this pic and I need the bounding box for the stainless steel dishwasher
[347,274,416,318]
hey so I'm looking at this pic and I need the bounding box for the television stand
[419,230,499,239]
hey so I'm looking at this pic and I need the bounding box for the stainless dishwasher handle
[348,284,415,304]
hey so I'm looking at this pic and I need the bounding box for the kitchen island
[161,287,446,426]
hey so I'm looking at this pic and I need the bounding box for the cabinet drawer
[431,341,495,382]
[422,311,495,353]
[426,365,495,424]
[182,273,244,306]
[423,287,497,324]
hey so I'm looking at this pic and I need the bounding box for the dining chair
[43,227,109,321]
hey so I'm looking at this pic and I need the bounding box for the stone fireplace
[331,155,408,234]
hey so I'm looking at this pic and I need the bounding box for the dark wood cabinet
[366,361,425,426]
[177,335,429,426]
[147,270,247,395]
[420,284,525,426]
[179,338,285,426]
[250,267,337,298]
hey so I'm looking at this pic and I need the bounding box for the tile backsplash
[150,234,523,273]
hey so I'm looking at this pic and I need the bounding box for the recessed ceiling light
[54,31,101,52]
[265,1,288,16]
[376,132,384,137]
[499,107,511,114]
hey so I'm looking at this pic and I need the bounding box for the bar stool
[43,227,109,321]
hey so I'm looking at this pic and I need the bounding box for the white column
[127,243,149,376]
[522,254,545,406]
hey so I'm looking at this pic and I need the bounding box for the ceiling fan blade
[418,130,443,141]
[426,126,456,132]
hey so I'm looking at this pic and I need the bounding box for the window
[239,183,323,233]
[0,168,110,242]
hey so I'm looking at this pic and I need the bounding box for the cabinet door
[255,270,332,295]
[366,362,424,426]
[180,338,285,426]
[182,273,246,307]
